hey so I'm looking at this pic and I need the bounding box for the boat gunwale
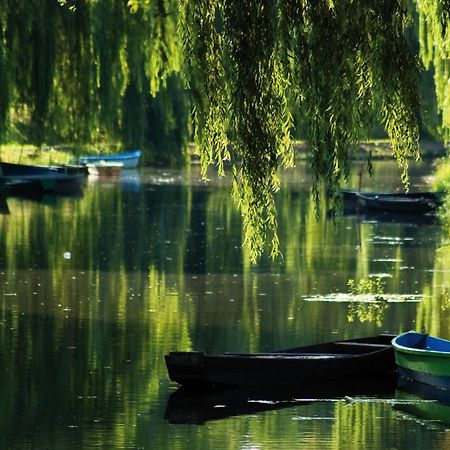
[356,193,434,203]
[78,150,141,161]
[167,337,394,361]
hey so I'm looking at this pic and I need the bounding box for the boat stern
[165,352,206,387]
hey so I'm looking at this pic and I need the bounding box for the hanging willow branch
[223,0,294,261]
[0,0,432,262]
[180,0,420,261]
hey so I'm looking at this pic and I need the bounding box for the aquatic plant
[347,277,388,326]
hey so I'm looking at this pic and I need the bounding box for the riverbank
[0,144,74,166]
[293,138,447,160]
[1,138,448,167]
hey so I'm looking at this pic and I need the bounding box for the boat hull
[165,334,396,389]
[357,193,437,214]
[86,162,122,176]
[78,150,141,169]
[340,189,442,214]
[0,162,85,193]
[393,331,450,390]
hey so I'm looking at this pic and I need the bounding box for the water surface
[0,160,449,449]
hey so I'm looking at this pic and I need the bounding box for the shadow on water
[395,377,450,428]
[165,373,398,424]
[0,188,85,213]
[0,194,10,214]
[339,211,440,227]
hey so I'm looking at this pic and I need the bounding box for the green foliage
[415,0,450,140]
[1,0,448,261]
[433,158,450,239]
[179,0,420,260]
[0,0,10,140]
[433,157,450,192]
[0,0,188,162]
[440,288,450,311]
[347,277,385,300]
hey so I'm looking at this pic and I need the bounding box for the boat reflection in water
[120,170,141,192]
[395,378,450,428]
[0,193,10,214]
[0,183,85,215]
[165,374,398,425]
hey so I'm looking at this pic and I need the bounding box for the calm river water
[0,159,449,449]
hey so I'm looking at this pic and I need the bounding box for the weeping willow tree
[174,0,422,261]
[2,0,450,261]
[0,0,188,161]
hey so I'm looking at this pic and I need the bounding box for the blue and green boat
[393,331,450,390]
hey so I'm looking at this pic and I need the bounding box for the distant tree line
[0,0,188,164]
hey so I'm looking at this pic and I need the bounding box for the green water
[0,161,449,449]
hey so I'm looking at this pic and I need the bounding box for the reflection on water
[165,375,398,425]
[0,161,448,448]
[395,378,450,429]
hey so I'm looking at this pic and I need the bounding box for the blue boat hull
[398,366,450,390]
[78,150,141,169]
[166,334,396,389]
[0,162,85,193]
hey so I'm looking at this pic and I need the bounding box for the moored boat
[165,334,396,389]
[356,192,439,214]
[0,161,85,193]
[393,331,450,390]
[78,149,141,169]
[86,161,123,176]
[340,189,442,214]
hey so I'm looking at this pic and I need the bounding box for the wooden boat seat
[223,352,353,359]
[333,342,391,348]
[333,342,391,354]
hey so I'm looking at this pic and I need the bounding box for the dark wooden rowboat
[165,334,396,389]
[340,189,442,214]
[0,162,85,193]
[340,189,441,202]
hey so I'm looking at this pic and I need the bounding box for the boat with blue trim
[77,149,141,169]
[392,331,450,390]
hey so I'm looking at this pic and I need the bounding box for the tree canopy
[0,0,189,162]
[175,0,447,260]
[1,0,450,261]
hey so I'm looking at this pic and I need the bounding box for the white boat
[86,161,123,176]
